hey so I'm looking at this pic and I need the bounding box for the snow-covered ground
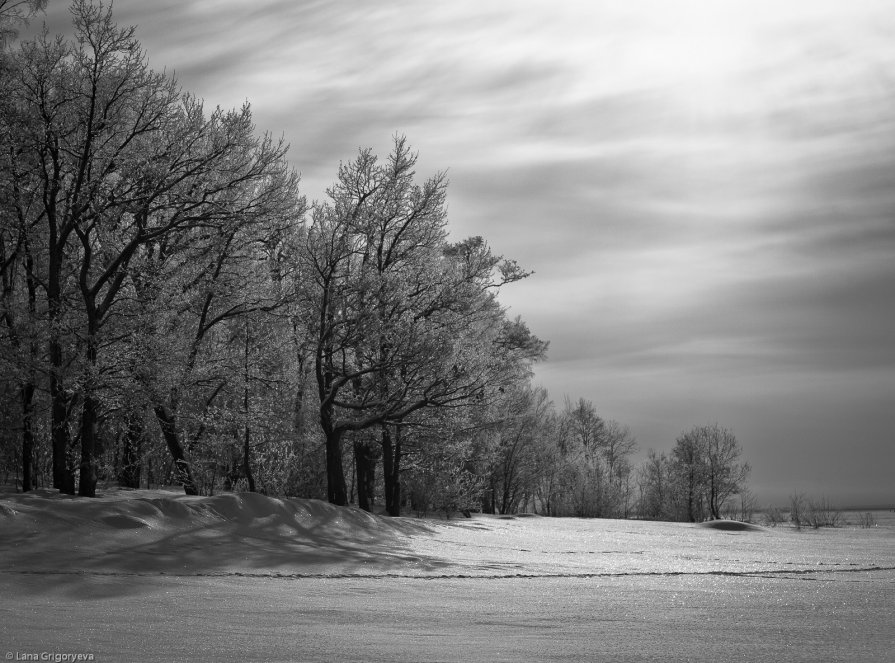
[2,489,893,662]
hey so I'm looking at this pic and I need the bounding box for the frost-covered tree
[601,420,637,517]
[0,0,45,47]
[669,424,750,521]
[552,398,639,518]
[2,2,563,506]
[481,385,552,515]
[699,424,750,519]
[636,449,671,520]
[301,137,544,511]
[0,0,303,495]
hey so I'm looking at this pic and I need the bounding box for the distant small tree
[701,424,750,519]
[671,424,750,522]
[857,512,876,529]
[789,492,805,529]
[671,430,707,522]
[762,505,785,527]
[804,496,842,528]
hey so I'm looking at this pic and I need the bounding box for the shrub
[803,496,842,528]
[763,506,786,527]
[407,461,482,519]
[857,512,877,528]
[789,493,806,530]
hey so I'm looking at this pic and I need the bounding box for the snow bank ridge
[0,488,427,539]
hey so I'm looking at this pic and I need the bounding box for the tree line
[0,1,750,521]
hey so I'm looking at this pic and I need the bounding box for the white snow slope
[1,489,893,662]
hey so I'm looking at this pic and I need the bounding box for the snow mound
[0,488,431,576]
[100,514,151,529]
[696,519,766,532]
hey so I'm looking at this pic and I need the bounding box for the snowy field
[1,489,893,662]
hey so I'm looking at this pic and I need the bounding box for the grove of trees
[0,1,752,521]
[636,424,750,522]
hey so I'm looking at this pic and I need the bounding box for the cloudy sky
[35,0,895,506]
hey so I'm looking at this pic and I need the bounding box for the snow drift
[1,488,893,579]
[0,488,432,577]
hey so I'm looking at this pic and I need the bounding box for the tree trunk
[77,393,99,497]
[710,469,722,520]
[292,325,308,443]
[320,401,348,505]
[687,469,697,522]
[500,471,513,515]
[243,424,256,493]
[354,441,367,511]
[242,321,256,492]
[50,353,75,494]
[20,247,39,493]
[78,329,100,497]
[153,404,198,495]
[480,487,492,515]
[20,381,35,492]
[48,225,75,494]
[321,429,348,505]
[316,314,347,505]
[381,427,394,514]
[118,411,143,489]
[381,424,403,517]
[354,439,377,512]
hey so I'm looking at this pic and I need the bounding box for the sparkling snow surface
[1,489,893,662]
